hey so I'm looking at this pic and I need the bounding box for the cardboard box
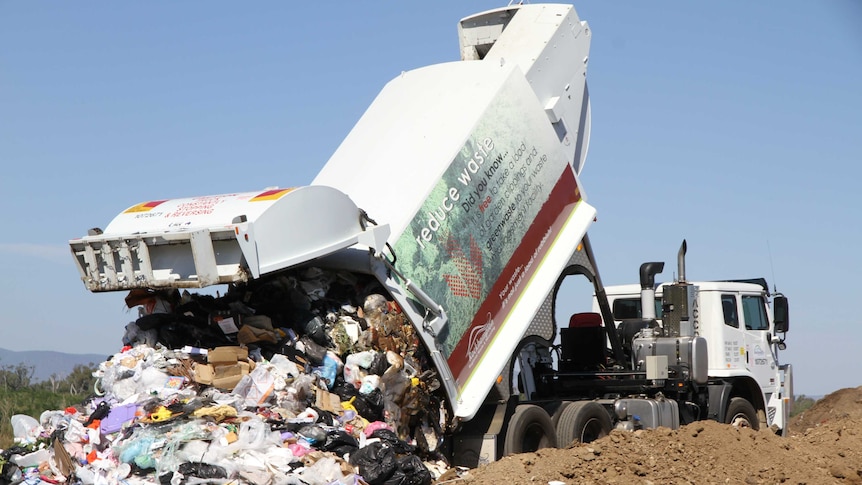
[194,346,253,390]
[208,346,248,365]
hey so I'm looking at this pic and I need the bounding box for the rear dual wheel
[555,401,612,447]
[503,404,556,456]
[503,401,615,456]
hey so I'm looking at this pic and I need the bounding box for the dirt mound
[791,386,862,432]
[453,392,862,485]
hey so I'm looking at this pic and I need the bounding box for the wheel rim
[505,405,556,455]
[523,423,550,451]
[729,413,753,428]
[580,417,608,442]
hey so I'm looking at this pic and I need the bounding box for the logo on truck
[467,313,495,365]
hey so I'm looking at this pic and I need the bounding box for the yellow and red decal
[124,200,168,213]
[250,188,294,202]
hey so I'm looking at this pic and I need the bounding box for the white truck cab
[595,243,793,434]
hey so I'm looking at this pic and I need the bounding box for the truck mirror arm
[768,331,787,352]
[377,251,448,336]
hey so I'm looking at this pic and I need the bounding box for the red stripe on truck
[447,166,581,391]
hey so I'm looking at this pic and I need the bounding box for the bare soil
[450,387,862,484]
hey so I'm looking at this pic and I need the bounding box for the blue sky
[1,1,860,396]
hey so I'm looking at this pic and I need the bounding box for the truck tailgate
[70,186,389,291]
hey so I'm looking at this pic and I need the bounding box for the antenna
[767,240,778,294]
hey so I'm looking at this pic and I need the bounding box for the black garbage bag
[368,351,390,376]
[287,286,312,312]
[370,428,416,454]
[349,442,396,485]
[276,337,310,368]
[385,455,433,485]
[157,319,232,350]
[353,388,385,422]
[303,314,330,346]
[329,443,360,459]
[323,430,359,450]
[332,381,358,401]
[312,406,338,426]
[177,462,227,480]
[300,335,327,366]
[84,400,111,426]
[0,448,21,485]
[322,430,359,458]
[134,312,177,331]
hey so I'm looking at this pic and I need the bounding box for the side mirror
[773,296,789,333]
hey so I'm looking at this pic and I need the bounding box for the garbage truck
[69,3,792,469]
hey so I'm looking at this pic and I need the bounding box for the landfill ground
[457,386,862,485]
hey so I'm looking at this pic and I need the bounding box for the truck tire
[725,397,760,430]
[552,401,574,427]
[555,401,612,447]
[503,404,556,456]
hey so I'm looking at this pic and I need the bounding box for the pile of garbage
[1,267,453,485]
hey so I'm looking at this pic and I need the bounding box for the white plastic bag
[11,414,41,444]
[233,365,275,408]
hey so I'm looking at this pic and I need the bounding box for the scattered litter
[0,267,447,485]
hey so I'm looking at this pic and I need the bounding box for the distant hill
[0,347,108,382]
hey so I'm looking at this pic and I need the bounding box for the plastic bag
[123,320,160,348]
[298,455,346,485]
[83,401,110,426]
[177,462,227,480]
[299,335,327,366]
[348,442,396,485]
[345,351,376,369]
[297,424,326,446]
[368,352,390,376]
[363,421,392,438]
[224,417,281,453]
[359,375,380,395]
[303,314,330,346]
[352,388,384,423]
[314,354,339,390]
[363,294,389,316]
[233,365,275,408]
[369,429,415,454]
[322,430,359,458]
[117,434,155,469]
[343,363,365,389]
[10,414,42,444]
[270,353,301,378]
[262,446,297,475]
[384,455,433,485]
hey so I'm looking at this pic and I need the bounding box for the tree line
[0,362,98,449]
[0,362,97,395]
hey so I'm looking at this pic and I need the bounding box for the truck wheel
[503,404,556,456]
[552,401,574,427]
[725,397,760,431]
[556,401,612,447]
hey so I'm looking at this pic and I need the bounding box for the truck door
[740,294,779,393]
